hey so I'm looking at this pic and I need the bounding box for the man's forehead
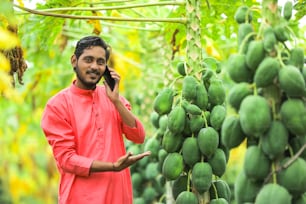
[81,46,106,58]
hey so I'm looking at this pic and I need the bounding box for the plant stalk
[17,1,185,12]
[13,4,187,24]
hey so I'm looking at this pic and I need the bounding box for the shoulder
[45,87,70,108]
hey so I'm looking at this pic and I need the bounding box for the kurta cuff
[123,118,145,144]
[68,155,93,177]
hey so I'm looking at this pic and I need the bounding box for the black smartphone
[103,65,116,91]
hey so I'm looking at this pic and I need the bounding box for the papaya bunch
[126,138,166,204]
[224,2,306,204]
[151,59,231,204]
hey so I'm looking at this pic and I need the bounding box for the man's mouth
[87,71,100,77]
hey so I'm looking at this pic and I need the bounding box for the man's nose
[90,61,99,69]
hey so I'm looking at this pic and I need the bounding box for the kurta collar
[70,80,97,95]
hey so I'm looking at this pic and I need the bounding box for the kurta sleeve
[41,103,93,177]
[120,98,146,144]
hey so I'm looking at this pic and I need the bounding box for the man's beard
[74,66,103,89]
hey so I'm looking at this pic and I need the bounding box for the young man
[41,36,150,204]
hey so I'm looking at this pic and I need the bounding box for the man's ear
[71,55,77,67]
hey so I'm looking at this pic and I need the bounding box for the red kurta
[41,82,145,204]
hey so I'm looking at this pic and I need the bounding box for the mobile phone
[103,65,116,91]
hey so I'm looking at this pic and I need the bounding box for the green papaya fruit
[162,129,183,153]
[158,148,168,171]
[162,152,184,180]
[182,137,201,167]
[210,198,228,204]
[172,175,188,200]
[234,5,252,24]
[279,65,306,97]
[274,24,289,42]
[228,82,253,111]
[221,115,246,149]
[234,170,262,203]
[198,127,219,157]
[144,137,160,158]
[208,79,226,106]
[254,57,279,87]
[152,174,166,195]
[246,40,265,71]
[207,148,227,177]
[210,105,226,131]
[143,186,158,203]
[189,115,205,133]
[263,26,277,52]
[277,157,306,197]
[255,183,291,204]
[153,88,174,115]
[288,47,304,70]
[227,53,253,83]
[239,95,272,137]
[150,111,160,129]
[194,83,209,110]
[243,146,271,181]
[283,1,293,20]
[158,114,168,134]
[209,179,232,202]
[131,172,142,191]
[183,102,202,115]
[167,105,186,134]
[182,76,198,101]
[238,23,255,53]
[261,120,289,159]
[133,198,145,204]
[176,191,199,204]
[182,116,192,136]
[192,162,212,194]
[202,69,214,83]
[177,61,187,76]
[145,162,159,180]
[280,98,306,136]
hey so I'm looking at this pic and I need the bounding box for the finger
[103,81,110,90]
[138,151,151,157]
[129,151,151,161]
[119,152,131,163]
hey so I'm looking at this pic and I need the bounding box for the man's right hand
[113,151,151,171]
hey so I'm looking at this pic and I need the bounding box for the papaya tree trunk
[186,0,202,73]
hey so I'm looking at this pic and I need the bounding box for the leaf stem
[272,161,277,184]
[264,143,306,184]
[238,32,257,54]
[13,4,187,24]
[212,182,218,199]
[187,169,191,192]
[17,1,185,12]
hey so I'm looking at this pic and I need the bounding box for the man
[41,36,151,204]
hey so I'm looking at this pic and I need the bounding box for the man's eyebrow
[82,55,105,60]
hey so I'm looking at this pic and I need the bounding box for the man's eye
[84,57,93,63]
[97,60,105,65]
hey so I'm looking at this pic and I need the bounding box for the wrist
[113,99,122,107]
[112,162,117,171]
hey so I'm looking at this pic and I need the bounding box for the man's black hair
[74,36,110,60]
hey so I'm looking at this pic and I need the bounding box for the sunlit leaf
[0,52,10,71]
[0,0,15,25]
[87,11,102,35]
[0,27,19,49]
[205,37,222,60]
[16,0,25,7]
[111,10,121,17]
